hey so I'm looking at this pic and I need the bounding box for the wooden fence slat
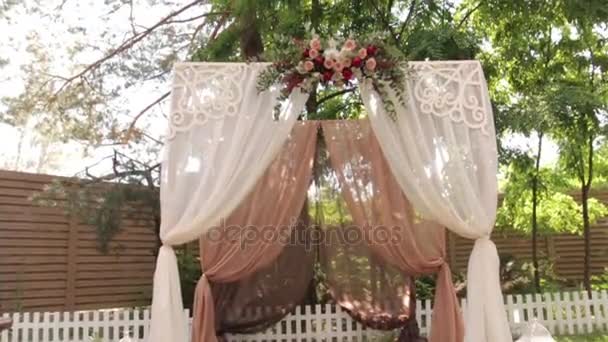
[0,313,8,342]
[545,293,556,333]
[573,291,583,335]
[601,290,608,333]
[564,292,575,334]
[515,294,524,326]
[582,291,593,334]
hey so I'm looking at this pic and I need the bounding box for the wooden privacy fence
[1,169,608,312]
[447,191,608,278]
[2,291,608,341]
[446,219,608,280]
[0,170,157,312]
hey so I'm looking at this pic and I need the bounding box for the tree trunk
[531,132,543,292]
[582,183,592,295]
[238,4,263,59]
[583,134,594,297]
[152,210,162,256]
[305,86,318,118]
[144,170,162,256]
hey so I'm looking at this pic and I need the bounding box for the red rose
[323,71,334,82]
[342,68,353,80]
[302,48,310,58]
[366,45,378,56]
[314,56,325,66]
[285,73,303,92]
[352,57,363,67]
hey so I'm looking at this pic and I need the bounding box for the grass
[555,335,608,341]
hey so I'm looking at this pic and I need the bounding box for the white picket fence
[1,291,608,341]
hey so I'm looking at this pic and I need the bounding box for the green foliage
[591,268,608,291]
[497,152,608,235]
[32,152,160,253]
[464,0,608,291]
[415,255,563,300]
[556,334,608,342]
[176,248,202,310]
[2,0,481,148]
[34,178,159,253]
[497,183,608,236]
[499,255,565,294]
[415,275,439,301]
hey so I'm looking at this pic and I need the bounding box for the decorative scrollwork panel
[409,61,491,135]
[167,63,253,139]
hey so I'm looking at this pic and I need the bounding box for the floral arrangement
[257,34,408,120]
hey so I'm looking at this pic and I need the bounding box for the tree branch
[83,168,160,184]
[54,0,206,97]
[399,0,418,39]
[317,88,356,105]
[210,12,229,40]
[577,145,586,185]
[129,0,137,36]
[56,0,70,11]
[188,11,229,54]
[140,131,164,145]
[167,11,227,24]
[78,151,161,184]
[189,20,208,52]
[386,0,394,17]
[144,70,170,82]
[586,134,594,189]
[369,1,400,46]
[125,91,171,142]
[457,1,483,29]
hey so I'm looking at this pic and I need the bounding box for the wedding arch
[148,59,512,342]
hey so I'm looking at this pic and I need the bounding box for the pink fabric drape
[191,121,319,342]
[310,139,421,337]
[322,119,464,342]
[210,206,315,335]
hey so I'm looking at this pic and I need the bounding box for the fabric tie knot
[478,234,490,241]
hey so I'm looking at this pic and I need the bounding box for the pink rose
[339,57,352,68]
[334,61,344,72]
[365,57,377,71]
[304,61,315,71]
[358,48,367,59]
[309,49,319,58]
[310,38,322,51]
[324,58,335,69]
[343,39,357,51]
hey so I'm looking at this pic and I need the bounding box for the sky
[0,0,559,177]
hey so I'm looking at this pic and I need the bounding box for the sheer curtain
[210,216,315,337]
[322,120,463,342]
[361,61,512,342]
[191,121,317,342]
[149,63,309,342]
[310,131,424,341]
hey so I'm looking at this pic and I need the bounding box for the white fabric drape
[149,63,308,342]
[360,61,512,342]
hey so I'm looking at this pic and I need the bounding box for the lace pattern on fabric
[409,61,491,135]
